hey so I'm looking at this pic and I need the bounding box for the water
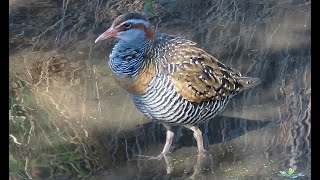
[9,0,310,179]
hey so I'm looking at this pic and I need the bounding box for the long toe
[134,152,168,160]
[147,152,168,160]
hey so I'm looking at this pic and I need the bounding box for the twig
[25,157,33,179]
[9,134,22,146]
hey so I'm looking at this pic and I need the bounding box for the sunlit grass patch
[9,67,105,179]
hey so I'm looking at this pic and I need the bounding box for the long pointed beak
[95,26,117,43]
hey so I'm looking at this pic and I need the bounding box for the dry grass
[9,51,148,178]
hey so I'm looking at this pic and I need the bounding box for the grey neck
[109,39,150,78]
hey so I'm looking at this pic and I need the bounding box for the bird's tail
[237,77,261,90]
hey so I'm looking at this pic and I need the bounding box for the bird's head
[95,13,155,43]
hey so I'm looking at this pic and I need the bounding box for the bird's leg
[156,123,174,159]
[183,125,206,154]
[161,128,174,155]
[135,123,174,160]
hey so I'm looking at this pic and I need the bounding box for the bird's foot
[154,152,168,160]
[198,149,207,156]
[134,152,169,160]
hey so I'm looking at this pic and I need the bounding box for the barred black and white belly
[130,75,230,125]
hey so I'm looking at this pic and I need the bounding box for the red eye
[123,23,132,29]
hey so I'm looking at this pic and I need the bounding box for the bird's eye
[123,23,132,29]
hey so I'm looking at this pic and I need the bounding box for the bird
[95,12,260,159]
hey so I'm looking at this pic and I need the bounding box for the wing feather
[149,34,259,103]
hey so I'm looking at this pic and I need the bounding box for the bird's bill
[95,26,117,43]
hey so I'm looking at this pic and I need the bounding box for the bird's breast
[113,62,157,94]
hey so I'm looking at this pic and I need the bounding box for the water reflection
[96,115,271,178]
[9,0,310,179]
